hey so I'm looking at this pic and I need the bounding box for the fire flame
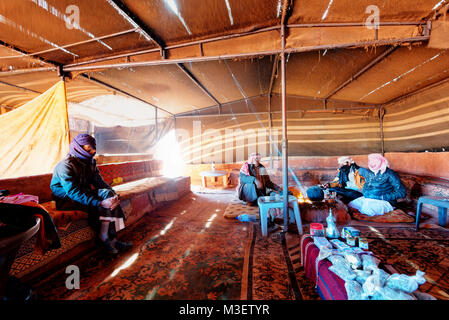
[296,191,313,204]
[288,186,313,204]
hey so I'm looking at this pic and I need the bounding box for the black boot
[114,240,133,252]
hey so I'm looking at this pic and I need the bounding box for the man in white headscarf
[348,153,406,216]
[320,156,365,204]
[237,152,282,205]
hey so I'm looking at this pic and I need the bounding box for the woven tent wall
[175,95,382,164]
[383,81,449,153]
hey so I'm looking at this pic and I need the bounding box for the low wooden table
[199,170,228,188]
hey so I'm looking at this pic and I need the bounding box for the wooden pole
[155,107,158,141]
[60,74,71,143]
[268,94,273,169]
[268,55,279,169]
[281,23,289,232]
[379,106,385,156]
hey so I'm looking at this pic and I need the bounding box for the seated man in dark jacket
[324,156,365,204]
[50,134,132,254]
[349,153,406,216]
[237,152,282,205]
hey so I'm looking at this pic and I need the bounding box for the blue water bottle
[236,214,258,222]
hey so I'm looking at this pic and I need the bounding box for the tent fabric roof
[289,1,438,23]
[0,0,448,115]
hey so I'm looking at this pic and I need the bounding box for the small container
[342,227,361,239]
[359,237,369,250]
[310,223,324,237]
[346,236,356,246]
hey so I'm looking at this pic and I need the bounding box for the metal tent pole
[155,107,158,141]
[268,55,279,169]
[268,94,274,169]
[379,106,385,156]
[281,24,289,232]
[59,73,71,143]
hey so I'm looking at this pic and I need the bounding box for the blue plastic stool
[257,195,303,237]
[415,196,449,230]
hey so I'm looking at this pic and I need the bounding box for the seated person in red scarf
[50,134,132,255]
[237,152,282,206]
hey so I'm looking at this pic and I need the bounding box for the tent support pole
[173,115,177,135]
[155,107,158,141]
[281,23,289,232]
[59,74,71,142]
[379,106,385,156]
[268,55,279,169]
[268,94,273,169]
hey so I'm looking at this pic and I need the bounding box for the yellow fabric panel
[0,81,69,179]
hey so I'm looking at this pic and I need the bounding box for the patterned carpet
[34,192,248,300]
[247,224,319,300]
[31,191,449,300]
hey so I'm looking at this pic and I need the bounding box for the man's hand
[100,195,120,210]
[255,179,263,189]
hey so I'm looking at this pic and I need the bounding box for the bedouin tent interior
[0,0,449,303]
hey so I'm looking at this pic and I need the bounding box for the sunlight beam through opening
[109,252,139,278]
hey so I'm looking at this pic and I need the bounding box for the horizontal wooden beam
[62,19,428,71]
[174,92,379,118]
[271,92,380,107]
[0,67,58,77]
[63,35,429,73]
[174,107,379,118]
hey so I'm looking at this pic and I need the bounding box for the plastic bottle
[326,208,340,238]
[236,214,258,222]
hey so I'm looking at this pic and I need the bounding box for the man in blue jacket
[50,134,132,254]
[349,154,406,216]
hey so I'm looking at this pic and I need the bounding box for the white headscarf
[337,156,354,166]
